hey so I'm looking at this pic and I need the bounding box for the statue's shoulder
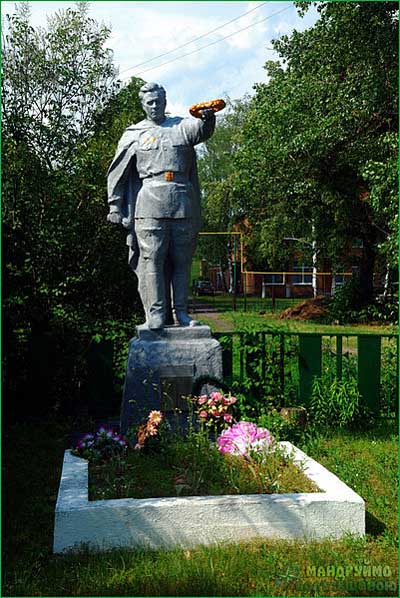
[125,119,151,132]
[165,116,184,125]
[167,115,200,132]
[115,120,148,152]
[162,116,197,134]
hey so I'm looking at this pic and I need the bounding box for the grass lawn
[195,308,396,336]
[3,419,398,597]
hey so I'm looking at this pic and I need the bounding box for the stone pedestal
[120,325,222,434]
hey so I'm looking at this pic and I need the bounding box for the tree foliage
[2,3,145,416]
[198,96,250,230]
[196,97,250,288]
[233,1,398,299]
[2,2,117,168]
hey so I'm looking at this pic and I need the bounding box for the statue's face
[142,92,166,124]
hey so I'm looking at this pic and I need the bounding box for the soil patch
[280,296,331,321]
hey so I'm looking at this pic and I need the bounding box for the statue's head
[139,82,167,124]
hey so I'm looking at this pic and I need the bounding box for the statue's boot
[173,270,199,327]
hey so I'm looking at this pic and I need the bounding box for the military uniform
[107,114,215,327]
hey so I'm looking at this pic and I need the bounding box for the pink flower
[223,395,237,405]
[210,391,222,401]
[197,395,208,405]
[217,421,274,456]
[199,410,208,419]
[223,413,233,423]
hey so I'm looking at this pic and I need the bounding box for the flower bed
[76,412,317,500]
[89,430,318,501]
[53,404,365,553]
[53,441,365,553]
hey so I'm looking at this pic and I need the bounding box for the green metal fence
[80,330,398,420]
[214,331,399,418]
[190,294,304,313]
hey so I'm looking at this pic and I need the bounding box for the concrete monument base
[53,443,365,553]
[120,324,222,433]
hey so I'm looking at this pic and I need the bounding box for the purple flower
[74,425,127,459]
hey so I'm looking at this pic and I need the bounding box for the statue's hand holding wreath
[189,99,226,120]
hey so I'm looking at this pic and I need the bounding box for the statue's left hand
[107,211,122,224]
[122,217,133,229]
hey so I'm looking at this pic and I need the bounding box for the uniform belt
[142,172,189,183]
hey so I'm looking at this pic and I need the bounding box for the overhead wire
[119,2,269,75]
[120,3,291,80]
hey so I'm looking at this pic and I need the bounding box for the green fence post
[336,336,343,380]
[299,334,322,405]
[243,273,247,312]
[261,331,266,382]
[239,332,244,384]
[279,334,285,402]
[215,332,233,384]
[357,335,381,415]
[396,336,399,418]
[233,235,237,312]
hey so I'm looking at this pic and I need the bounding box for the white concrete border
[53,442,365,553]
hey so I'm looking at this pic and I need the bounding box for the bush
[328,278,398,324]
[327,278,363,324]
[309,376,374,429]
[356,295,398,324]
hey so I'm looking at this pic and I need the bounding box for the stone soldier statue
[107,82,216,330]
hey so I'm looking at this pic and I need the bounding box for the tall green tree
[2,2,145,415]
[233,1,398,301]
[2,2,117,169]
[3,3,146,327]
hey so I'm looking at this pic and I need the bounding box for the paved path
[188,301,233,332]
[192,310,233,332]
